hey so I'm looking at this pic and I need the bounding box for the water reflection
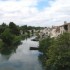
[38,54,47,70]
[0,47,15,55]
[0,37,44,70]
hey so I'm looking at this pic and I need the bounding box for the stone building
[60,21,70,34]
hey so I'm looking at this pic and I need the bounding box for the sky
[0,0,70,27]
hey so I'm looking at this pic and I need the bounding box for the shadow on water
[0,42,22,58]
[0,47,16,55]
[38,54,47,70]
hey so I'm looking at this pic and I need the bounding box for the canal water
[0,37,44,70]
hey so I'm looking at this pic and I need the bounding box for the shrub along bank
[39,32,70,70]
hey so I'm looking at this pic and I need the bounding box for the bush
[39,36,52,54]
[46,33,70,70]
[12,36,21,46]
[21,35,26,40]
[39,33,70,70]
[1,28,14,46]
[0,40,4,48]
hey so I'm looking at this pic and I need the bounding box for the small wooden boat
[30,47,39,50]
[31,38,39,41]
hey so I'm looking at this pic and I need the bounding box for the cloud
[0,0,70,26]
[0,0,39,24]
[25,0,70,26]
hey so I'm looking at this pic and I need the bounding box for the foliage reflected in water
[38,54,47,70]
[0,42,22,59]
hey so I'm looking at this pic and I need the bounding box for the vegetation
[39,36,51,54]
[0,22,42,55]
[39,32,70,70]
[9,22,20,36]
[0,22,21,55]
[1,28,14,46]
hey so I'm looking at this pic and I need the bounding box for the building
[64,22,70,33]
[49,26,60,38]
[60,21,70,34]
[39,27,51,38]
[48,21,70,38]
[38,21,70,39]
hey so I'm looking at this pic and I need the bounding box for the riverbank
[39,32,70,70]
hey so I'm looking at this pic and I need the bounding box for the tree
[39,36,51,54]
[2,22,7,27]
[31,29,34,36]
[0,23,7,35]
[46,33,70,70]
[9,22,20,35]
[1,28,14,46]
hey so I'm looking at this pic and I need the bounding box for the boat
[30,47,39,50]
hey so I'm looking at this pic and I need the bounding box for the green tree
[1,28,14,46]
[39,36,51,54]
[0,23,7,35]
[31,30,34,36]
[9,22,20,35]
[46,33,70,70]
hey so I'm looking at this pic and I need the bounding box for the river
[0,37,44,70]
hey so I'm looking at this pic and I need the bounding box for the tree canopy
[39,33,70,70]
